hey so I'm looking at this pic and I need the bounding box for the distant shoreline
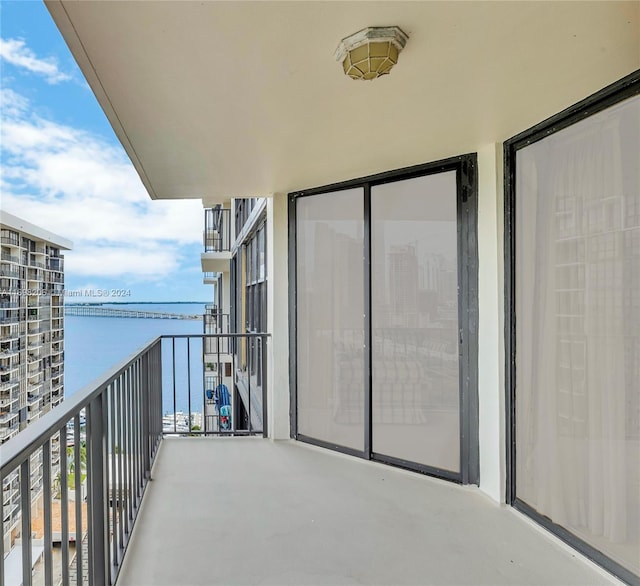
[65,301,207,306]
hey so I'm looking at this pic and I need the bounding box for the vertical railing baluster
[136,357,141,499]
[153,343,160,446]
[131,362,136,506]
[172,338,177,433]
[144,344,150,470]
[43,439,53,586]
[117,377,124,559]
[20,458,32,586]
[128,366,135,514]
[60,428,69,586]
[248,337,252,433]
[87,393,108,586]
[187,338,192,434]
[0,482,4,586]
[127,364,140,516]
[121,371,128,541]
[133,361,141,505]
[109,384,118,570]
[201,334,206,435]
[157,342,162,446]
[217,334,221,434]
[74,413,82,586]
[262,336,268,438]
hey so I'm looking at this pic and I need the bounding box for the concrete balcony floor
[117,438,617,586]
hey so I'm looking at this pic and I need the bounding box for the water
[64,303,206,413]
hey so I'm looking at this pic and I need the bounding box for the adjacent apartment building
[0,211,72,549]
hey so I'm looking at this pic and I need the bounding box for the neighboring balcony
[202,271,217,284]
[0,252,19,264]
[0,334,620,586]
[201,207,232,273]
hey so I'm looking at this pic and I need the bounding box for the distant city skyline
[0,1,210,302]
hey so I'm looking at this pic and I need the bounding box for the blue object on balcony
[220,404,231,430]
[215,384,231,408]
[206,389,214,401]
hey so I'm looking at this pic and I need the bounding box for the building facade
[0,212,72,550]
[201,199,268,433]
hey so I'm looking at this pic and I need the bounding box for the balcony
[0,236,20,248]
[202,271,218,284]
[0,252,19,264]
[203,306,230,335]
[0,376,19,390]
[0,330,19,343]
[0,315,19,326]
[0,267,20,279]
[201,207,232,273]
[0,333,617,586]
[47,257,64,272]
[0,345,20,358]
[0,360,20,374]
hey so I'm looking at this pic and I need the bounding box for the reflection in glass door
[371,172,460,472]
[296,188,365,451]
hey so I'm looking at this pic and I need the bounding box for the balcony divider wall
[289,155,479,483]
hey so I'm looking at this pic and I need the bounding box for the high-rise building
[0,211,72,545]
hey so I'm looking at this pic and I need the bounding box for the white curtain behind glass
[516,95,639,574]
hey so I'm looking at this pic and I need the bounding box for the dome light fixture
[335,26,409,80]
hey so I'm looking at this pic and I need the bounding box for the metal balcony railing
[48,258,64,271]
[0,268,20,279]
[0,237,20,247]
[203,207,231,253]
[0,252,19,264]
[0,316,19,325]
[0,332,268,586]
[203,312,230,335]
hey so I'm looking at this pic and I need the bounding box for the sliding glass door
[291,156,477,481]
[507,78,639,582]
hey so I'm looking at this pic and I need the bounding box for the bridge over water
[64,306,201,320]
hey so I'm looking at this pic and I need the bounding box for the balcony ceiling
[46,1,639,204]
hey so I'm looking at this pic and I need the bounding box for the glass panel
[296,188,365,451]
[371,172,460,471]
[515,94,640,576]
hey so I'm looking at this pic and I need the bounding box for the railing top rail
[161,332,270,339]
[0,336,162,477]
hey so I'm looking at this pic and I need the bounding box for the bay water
[64,303,206,414]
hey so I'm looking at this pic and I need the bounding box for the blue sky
[0,1,210,302]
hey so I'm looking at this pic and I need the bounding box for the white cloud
[0,38,71,84]
[0,89,204,282]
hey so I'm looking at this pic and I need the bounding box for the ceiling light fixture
[335,26,408,80]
